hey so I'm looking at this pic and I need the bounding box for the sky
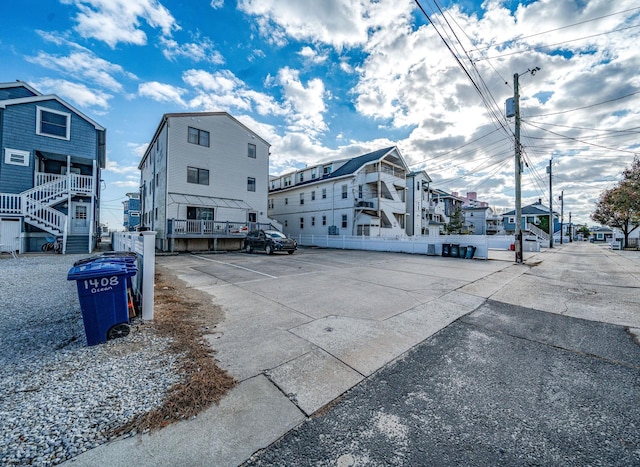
[1,0,639,230]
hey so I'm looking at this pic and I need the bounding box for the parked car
[244,230,297,255]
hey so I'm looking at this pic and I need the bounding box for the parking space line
[192,255,278,279]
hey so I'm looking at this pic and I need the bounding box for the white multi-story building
[139,112,271,251]
[268,147,409,237]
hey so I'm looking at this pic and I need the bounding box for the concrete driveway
[67,243,640,466]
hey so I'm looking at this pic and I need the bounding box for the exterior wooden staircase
[0,172,93,253]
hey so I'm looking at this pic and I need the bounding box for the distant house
[502,200,559,235]
[463,206,502,235]
[268,147,409,237]
[590,226,614,243]
[138,112,271,251]
[406,170,431,236]
[0,81,105,254]
[122,192,140,231]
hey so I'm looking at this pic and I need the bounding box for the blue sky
[1,0,639,229]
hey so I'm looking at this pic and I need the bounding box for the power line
[473,25,640,62]
[527,91,640,117]
[471,7,640,53]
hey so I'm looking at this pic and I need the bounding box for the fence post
[141,231,156,320]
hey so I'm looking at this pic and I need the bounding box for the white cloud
[210,0,224,8]
[237,0,413,50]
[183,69,286,116]
[297,46,328,65]
[61,0,179,48]
[138,81,187,107]
[160,36,225,64]
[27,50,132,92]
[104,158,141,176]
[36,78,112,109]
[127,142,149,159]
[276,67,328,136]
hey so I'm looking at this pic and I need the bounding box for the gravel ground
[0,253,181,466]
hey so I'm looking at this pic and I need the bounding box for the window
[341,184,348,199]
[311,191,315,201]
[155,208,158,221]
[187,167,209,185]
[322,188,327,199]
[358,185,363,199]
[188,127,209,147]
[155,173,160,187]
[300,217,304,229]
[284,220,288,227]
[300,193,304,205]
[323,165,332,175]
[300,172,305,182]
[187,206,214,220]
[342,214,348,228]
[322,215,326,226]
[312,169,317,179]
[4,148,29,166]
[311,216,315,226]
[508,216,515,224]
[36,107,70,140]
[248,212,257,222]
[247,177,256,192]
[284,176,292,187]
[285,197,288,205]
[248,143,256,158]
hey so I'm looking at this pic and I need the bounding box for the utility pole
[511,66,539,263]
[547,158,553,248]
[569,212,572,242]
[513,72,523,263]
[559,191,564,245]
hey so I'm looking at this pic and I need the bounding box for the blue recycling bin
[442,243,451,257]
[450,244,460,258]
[465,245,477,259]
[68,261,137,346]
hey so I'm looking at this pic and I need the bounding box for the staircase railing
[526,223,549,242]
[23,197,66,234]
[0,193,22,214]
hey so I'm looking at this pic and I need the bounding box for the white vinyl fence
[295,234,540,259]
[111,231,156,320]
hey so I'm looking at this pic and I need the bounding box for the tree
[445,207,465,234]
[537,215,550,234]
[592,157,640,248]
[577,225,590,239]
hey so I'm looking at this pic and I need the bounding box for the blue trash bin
[450,244,460,258]
[465,245,477,259]
[68,261,137,346]
[442,243,451,257]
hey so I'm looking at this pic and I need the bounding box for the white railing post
[141,231,156,321]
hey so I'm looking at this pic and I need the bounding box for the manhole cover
[567,288,597,295]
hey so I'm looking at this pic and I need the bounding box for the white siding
[165,115,268,224]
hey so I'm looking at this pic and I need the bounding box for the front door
[70,202,89,234]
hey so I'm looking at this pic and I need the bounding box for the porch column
[89,159,96,253]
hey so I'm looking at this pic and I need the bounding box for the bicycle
[41,236,62,253]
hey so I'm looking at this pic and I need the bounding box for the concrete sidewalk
[65,243,640,466]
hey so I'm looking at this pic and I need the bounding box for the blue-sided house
[123,192,140,231]
[0,81,105,254]
[502,199,559,236]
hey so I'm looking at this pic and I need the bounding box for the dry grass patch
[110,265,235,436]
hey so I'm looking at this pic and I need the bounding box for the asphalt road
[246,299,640,466]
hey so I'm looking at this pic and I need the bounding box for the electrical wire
[471,7,640,53]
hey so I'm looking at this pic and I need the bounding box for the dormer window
[36,106,70,140]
